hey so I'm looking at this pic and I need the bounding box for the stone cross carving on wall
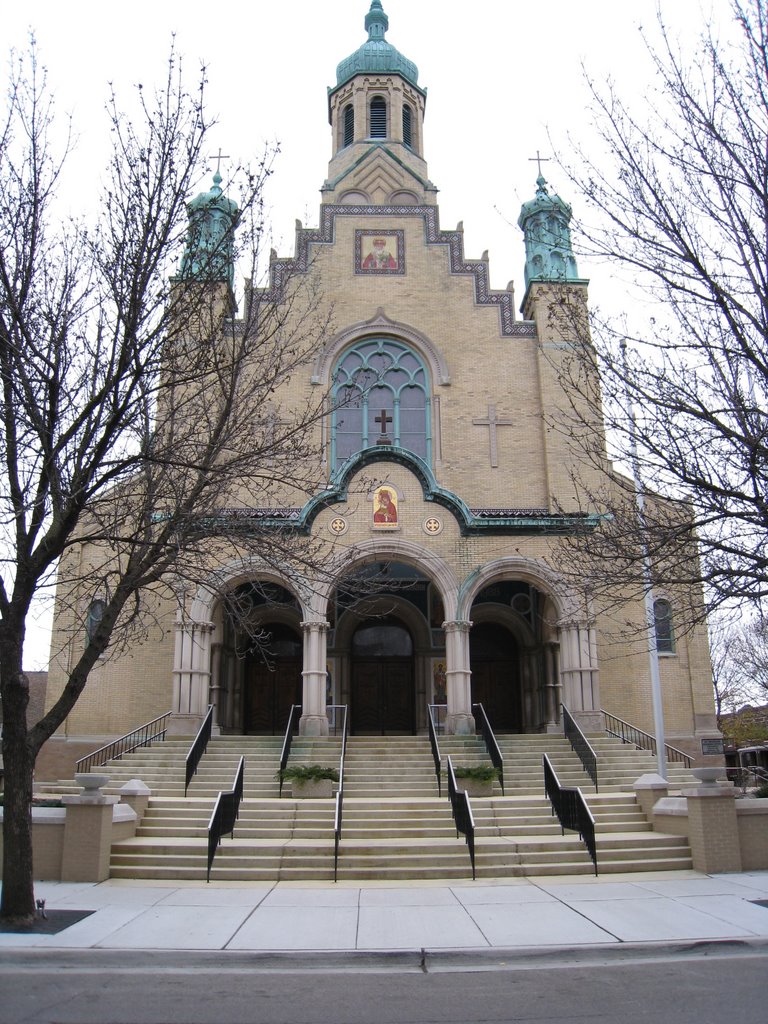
[473,404,514,468]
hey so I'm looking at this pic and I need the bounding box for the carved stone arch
[389,190,419,205]
[311,309,451,387]
[458,556,583,623]
[339,189,372,205]
[316,537,459,621]
[335,593,433,653]
[188,561,310,642]
[469,601,536,649]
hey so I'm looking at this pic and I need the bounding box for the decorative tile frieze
[259,205,537,338]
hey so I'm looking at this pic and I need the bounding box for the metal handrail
[428,703,447,735]
[562,704,598,792]
[427,704,443,796]
[543,754,597,875]
[727,765,768,790]
[278,704,302,797]
[74,711,172,774]
[333,705,349,883]
[446,756,476,880]
[206,756,245,882]
[326,704,347,736]
[602,709,693,767]
[185,705,213,796]
[472,702,505,795]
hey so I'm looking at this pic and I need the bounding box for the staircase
[63,731,695,882]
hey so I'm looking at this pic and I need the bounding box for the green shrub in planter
[755,782,768,799]
[276,764,339,784]
[453,764,497,782]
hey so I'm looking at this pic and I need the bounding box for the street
[0,945,765,1023]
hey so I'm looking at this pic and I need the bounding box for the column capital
[300,619,331,634]
[443,619,472,635]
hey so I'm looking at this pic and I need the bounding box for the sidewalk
[2,870,768,953]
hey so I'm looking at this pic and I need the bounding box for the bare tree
[550,0,768,628]
[0,47,335,923]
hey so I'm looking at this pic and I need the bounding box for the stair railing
[74,711,172,774]
[472,702,505,795]
[602,709,693,767]
[206,756,245,882]
[185,705,214,796]
[562,704,598,792]
[446,755,476,880]
[543,753,597,875]
[326,704,346,736]
[428,703,447,735]
[278,704,302,797]
[333,704,349,883]
[427,703,443,796]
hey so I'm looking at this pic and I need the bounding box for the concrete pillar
[444,620,475,735]
[119,779,151,821]
[61,786,119,883]
[300,621,330,736]
[633,773,669,820]
[684,783,742,874]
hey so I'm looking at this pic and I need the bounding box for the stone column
[300,620,330,737]
[444,620,475,735]
[544,642,562,733]
[558,618,602,732]
[210,642,223,732]
[169,616,214,735]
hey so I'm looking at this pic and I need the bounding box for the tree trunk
[0,660,35,925]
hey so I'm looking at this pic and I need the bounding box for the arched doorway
[243,622,302,734]
[469,621,521,731]
[350,617,415,734]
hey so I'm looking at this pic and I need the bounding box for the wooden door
[351,658,414,734]
[470,623,520,732]
[244,656,301,734]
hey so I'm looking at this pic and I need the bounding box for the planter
[291,779,334,799]
[460,778,495,798]
[75,773,110,792]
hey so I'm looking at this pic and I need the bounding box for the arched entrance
[469,622,521,731]
[243,622,302,734]
[350,617,415,734]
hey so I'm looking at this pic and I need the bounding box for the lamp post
[621,340,668,780]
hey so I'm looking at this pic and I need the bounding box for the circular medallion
[423,516,443,536]
[329,516,348,536]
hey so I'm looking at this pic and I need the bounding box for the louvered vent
[403,104,412,148]
[343,104,354,147]
[369,97,387,138]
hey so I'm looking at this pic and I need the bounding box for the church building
[45,1,719,764]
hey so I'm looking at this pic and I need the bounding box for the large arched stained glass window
[332,338,431,470]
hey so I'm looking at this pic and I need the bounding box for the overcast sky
[6,0,727,668]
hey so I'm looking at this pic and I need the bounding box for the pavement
[2,869,768,955]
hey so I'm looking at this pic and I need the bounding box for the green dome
[334,1,421,92]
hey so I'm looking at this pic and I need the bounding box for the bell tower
[324,1,436,206]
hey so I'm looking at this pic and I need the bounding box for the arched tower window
[343,104,354,147]
[332,338,431,471]
[654,598,675,654]
[369,96,387,138]
[403,104,413,148]
[86,598,107,644]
